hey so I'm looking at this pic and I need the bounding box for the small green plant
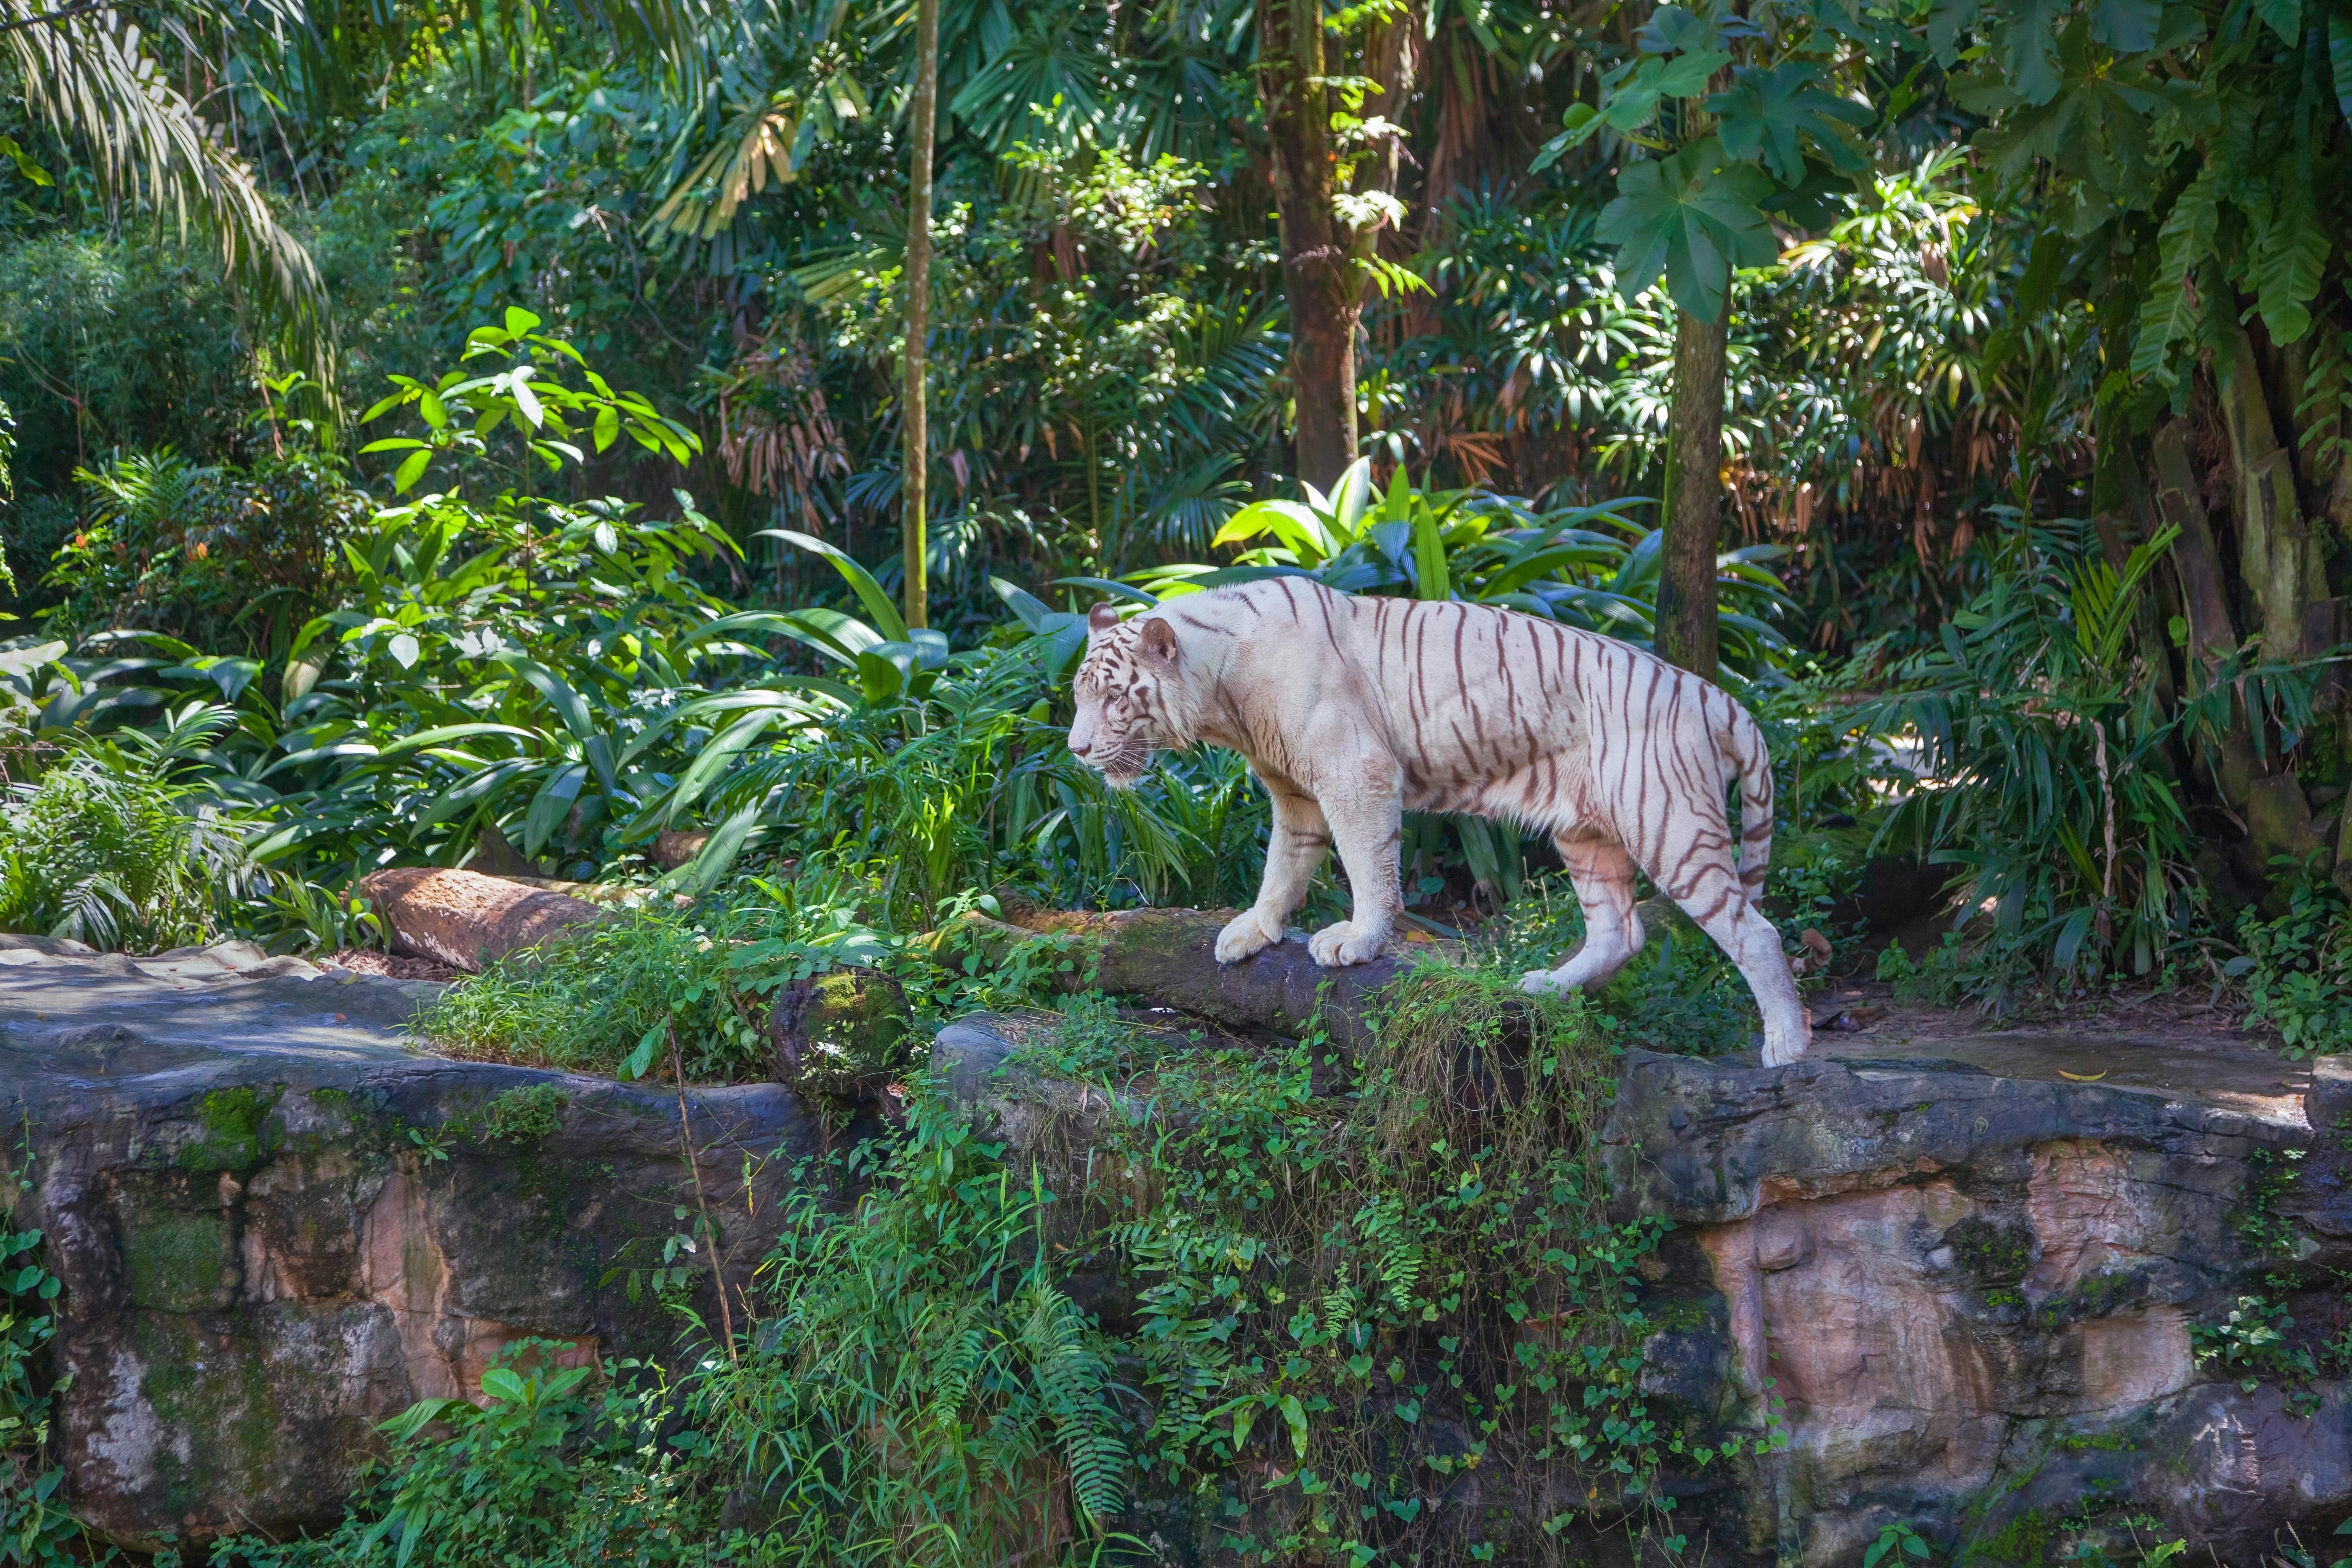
[2231,867,2352,1057]
[214,1341,721,1568]
[1865,1521,1934,1567]
[2190,1295,2315,1391]
[478,1084,566,1145]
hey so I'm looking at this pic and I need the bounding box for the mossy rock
[767,966,912,1096]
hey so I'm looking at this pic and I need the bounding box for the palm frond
[6,2,335,396]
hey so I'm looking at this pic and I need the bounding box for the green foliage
[702,971,1713,1564]
[41,449,369,659]
[1859,519,2220,991]
[218,1343,722,1568]
[1554,0,1886,322]
[1,1143,90,1568]
[1119,458,1799,678]
[420,877,881,1080]
[0,705,263,952]
[2229,869,2352,1058]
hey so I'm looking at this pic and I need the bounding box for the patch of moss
[1961,1506,2051,1565]
[180,1085,282,1171]
[122,1207,225,1313]
[481,1082,567,1144]
[133,1315,279,1516]
[1945,1217,2034,1287]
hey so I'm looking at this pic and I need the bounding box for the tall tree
[902,0,939,629]
[1540,1,1877,676]
[1256,0,1410,491]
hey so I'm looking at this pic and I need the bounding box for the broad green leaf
[670,709,784,814]
[1927,0,1981,59]
[1213,500,1334,563]
[495,654,597,741]
[393,449,431,494]
[677,802,761,893]
[1412,510,1450,601]
[1710,62,1873,184]
[2250,0,2300,44]
[2252,178,2328,343]
[0,134,51,185]
[2090,0,2161,49]
[624,1025,663,1079]
[2130,166,2219,382]
[1596,138,1779,322]
[758,529,909,641]
[1996,0,2068,104]
[1279,1393,1310,1458]
[523,763,587,856]
[502,307,543,339]
[374,723,542,760]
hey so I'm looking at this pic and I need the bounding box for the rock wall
[938,1006,2352,1565]
[1612,1049,2347,1563]
[1,936,829,1549]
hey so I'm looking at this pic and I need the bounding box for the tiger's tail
[1729,703,1776,906]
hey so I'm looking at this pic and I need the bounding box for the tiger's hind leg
[1654,861,1810,1067]
[1521,832,1645,997]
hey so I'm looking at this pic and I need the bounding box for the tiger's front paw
[1215,908,1280,965]
[1308,921,1387,967]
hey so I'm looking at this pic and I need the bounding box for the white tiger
[1064,578,1810,1065]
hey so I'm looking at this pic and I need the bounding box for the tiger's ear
[1087,603,1121,634]
[1138,616,1179,663]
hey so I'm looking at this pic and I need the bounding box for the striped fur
[1066,578,1810,1064]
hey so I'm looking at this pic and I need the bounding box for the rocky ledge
[2,934,827,1549]
[938,998,2351,1565]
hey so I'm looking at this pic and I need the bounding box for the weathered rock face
[1607,1047,2344,1563]
[1,935,827,1549]
[935,988,2349,1565]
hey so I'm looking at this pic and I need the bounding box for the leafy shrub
[217,1341,722,1568]
[3,1150,86,1567]
[0,706,262,951]
[2231,870,2352,1058]
[41,449,368,658]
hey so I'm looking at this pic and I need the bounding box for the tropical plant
[1851,516,2294,998]
[0,704,263,952]
[1535,0,1891,673]
[0,0,333,388]
[1112,458,1801,679]
[1933,0,2352,880]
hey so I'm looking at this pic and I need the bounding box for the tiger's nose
[1069,732,1092,756]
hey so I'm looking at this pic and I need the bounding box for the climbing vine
[2,1134,85,1567]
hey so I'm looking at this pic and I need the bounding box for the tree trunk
[2222,326,2325,663]
[1654,307,1728,677]
[1259,0,1360,490]
[900,0,939,630]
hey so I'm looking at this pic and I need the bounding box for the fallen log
[942,902,1457,1047]
[356,867,610,973]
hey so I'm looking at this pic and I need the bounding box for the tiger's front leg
[1216,782,1332,964]
[1304,765,1405,968]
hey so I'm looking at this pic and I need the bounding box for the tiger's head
[1068,602,1187,789]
